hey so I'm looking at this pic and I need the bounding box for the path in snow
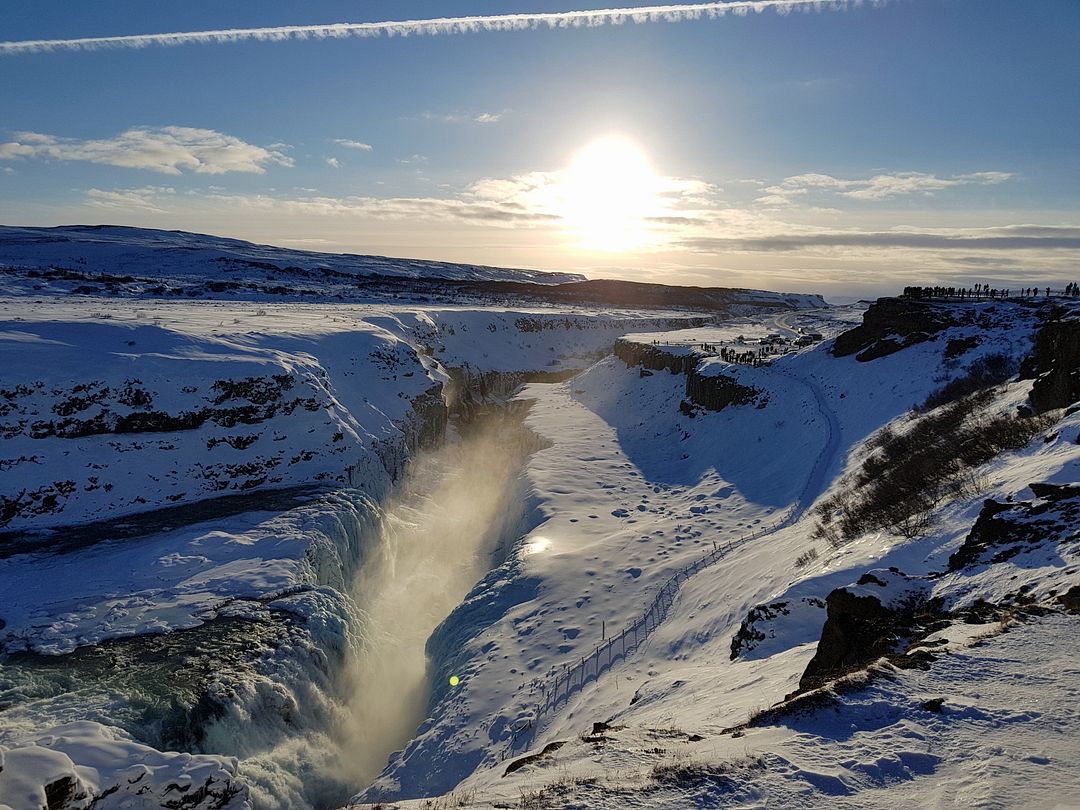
[776,365,842,521]
[504,355,840,757]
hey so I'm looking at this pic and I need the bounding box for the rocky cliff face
[1021,313,1080,413]
[372,383,449,484]
[613,338,697,375]
[948,484,1080,571]
[614,338,762,412]
[831,297,965,361]
[445,366,578,421]
[685,369,762,411]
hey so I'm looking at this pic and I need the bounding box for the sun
[559,135,661,252]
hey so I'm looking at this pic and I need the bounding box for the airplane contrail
[0,0,873,56]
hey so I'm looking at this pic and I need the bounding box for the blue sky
[2,0,1078,295]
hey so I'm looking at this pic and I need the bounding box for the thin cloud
[681,225,1080,252]
[419,111,505,124]
[0,1,868,56]
[333,139,373,151]
[0,127,292,175]
[81,185,561,226]
[758,170,1014,205]
[85,186,177,213]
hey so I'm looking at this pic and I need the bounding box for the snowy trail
[776,365,842,521]
[503,352,840,757]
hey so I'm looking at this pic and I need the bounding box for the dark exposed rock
[1057,585,1080,614]
[685,369,762,412]
[210,374,293,406]
[1029,482,1080,501]
[503,740,567,776]
[445,366,577,422]
[959,598,1005,625]
[614,339,762,412]
[799,589,902,691]
[921,697,946,713]
[798,571,945,692]
[948,487,1080,571]
[832,297,965,360]
[613,338,697,375]
[945,336,980,359]
[11,373,320,443]
[855,338,903,362]
[730,601,790,660]
[44,776,79,810]
[1021,314,1080,413]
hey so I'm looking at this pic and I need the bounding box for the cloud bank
[757,171,1013,206]
[0,1,869,56]
[681,225,1080,252]
[0,127,292,175]
[60,181,1078,291]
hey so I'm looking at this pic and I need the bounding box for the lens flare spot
[449,675,460,687]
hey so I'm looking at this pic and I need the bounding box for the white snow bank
[0,721,248,810]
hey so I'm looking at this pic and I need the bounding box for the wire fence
[499,504,797,760]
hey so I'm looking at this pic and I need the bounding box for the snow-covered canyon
[1,230,1077,810]
[0,291,736,809]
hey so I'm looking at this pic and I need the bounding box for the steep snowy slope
[3,290,1076,810]
[0,297,716,809]
[0,299,712,535]
[361,298,1079,807]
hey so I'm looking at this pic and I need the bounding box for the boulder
[798,569,939,691]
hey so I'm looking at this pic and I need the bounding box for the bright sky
[2,0,1078,296]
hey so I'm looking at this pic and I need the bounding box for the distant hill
[0,224,583,285]
[0,224,827,312]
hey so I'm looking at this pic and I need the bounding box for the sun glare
[560,135,661,252]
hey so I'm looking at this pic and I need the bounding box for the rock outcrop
[832,297,965,361]
[798,569,942,691]
[613,338,697,375]
[614,339,762,412]
[1020,312,1080,413]
[685,368,762,411]
[948,484,1080,571]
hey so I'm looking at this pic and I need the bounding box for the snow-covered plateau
[0,230,1077,810]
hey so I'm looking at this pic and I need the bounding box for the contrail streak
[0,0,870,56]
